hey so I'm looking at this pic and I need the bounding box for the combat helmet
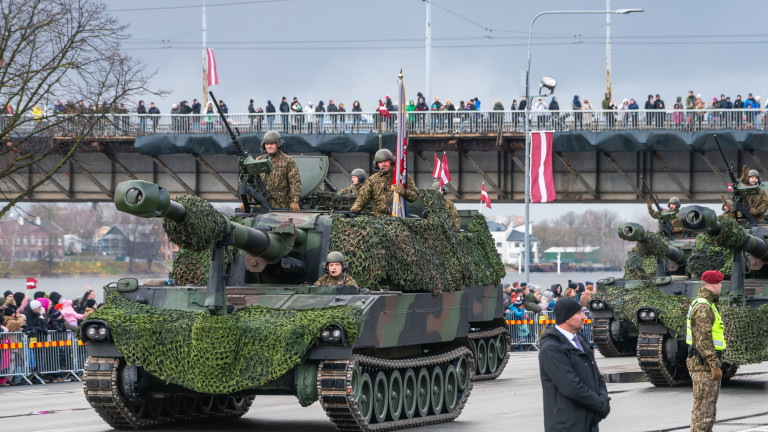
[261,130,283,151]
[748,169,760,183]
[668,197,680,209]
[323,251,348,272]
[431,181,447,195]
[373,148,395,170]
[350,168,368,184]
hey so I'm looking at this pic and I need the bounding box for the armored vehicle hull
[82,177,509,431]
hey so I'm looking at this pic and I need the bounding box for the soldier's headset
[323,260,349,273]
[261,138,285,152]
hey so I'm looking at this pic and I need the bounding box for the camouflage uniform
[339,183,363,195]
[255,150,301,209]
[445,197,460,231]
[648,207,683,234]
[314,273,359,290]
[350,167,418,216]
[686,287,722,432]
[745,188,768,219]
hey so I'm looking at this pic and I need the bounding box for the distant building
[94,224,175,260]
[487,220,539,265]
[0,218,65,260]
[63,234,84,254]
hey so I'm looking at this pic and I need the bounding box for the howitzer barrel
[114,180,291,261]
[618,222,684,262]
[679,205,722,234]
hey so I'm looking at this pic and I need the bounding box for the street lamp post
[523,8,642,283]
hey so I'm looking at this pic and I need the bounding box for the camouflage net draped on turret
[169,216,243,286]
[595,281,768,365]
[624,231,667,279]
[163,195,223,252]
[686,216,747,279]
[330,189,505,292]
[87,290,362,394]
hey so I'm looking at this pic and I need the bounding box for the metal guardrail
[0,330,85,385]
[4,108,768,137]
[506,309,593,351]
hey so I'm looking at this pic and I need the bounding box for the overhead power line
[110,0,290,13]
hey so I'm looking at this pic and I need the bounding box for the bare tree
[0,0,161,218]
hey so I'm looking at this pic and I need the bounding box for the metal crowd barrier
[5,108,768,138]
[0,330,85,385]
[506,309,593,351]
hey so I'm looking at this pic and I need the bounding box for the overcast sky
[112,0,768,112]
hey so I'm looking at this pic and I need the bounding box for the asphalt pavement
[1,352,767,432]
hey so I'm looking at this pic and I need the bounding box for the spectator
[191,99,201,131]
[601,92,614,128]
[337,102,346,132]
[653,94,665,127]
[502,284,513,309]
[581,99,594,130]
[508,296,529,348]
[305,101,314,133]
[290,97,303,132]
[756,96,763,130]
[745,93,758,127]
[84,299,98,317]
[564,287,577,299]
[60,299,83,330]
[580,282,596,308]
[673,96,683,128]
[431,97,443,131]
[695,95,706,129]
[733,94,744,128]
[265,100,276,130]
[327,99,338,132]
[445,99,456,131]
[351,100,362,132]
[534,97,547,129]
[22,299,49,336]
[628,98,639,128]
[248,99,256,130]
[179,100,192,132]
[548,97,560,129]
[539,297,610,431]
[416,97,428,131]
[3,306,23,332]
[137,100,147,132]
[572,95,582,129]
[523,284,542,313]
[315,100,325,133]
[170,103,180,132]
[205,101,215,132]
[644,95,654,127]
[541,289,555,311]
[279,96,290,131]
[685,90,696,110]
[551,283,563,299]
[148,102,160,132]
[385,95,396,131]
[218,99,229,114]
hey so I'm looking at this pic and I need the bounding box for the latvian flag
[207,48,218,86]
[26,277,38,290]
[432,152,451,186]
[481,183,492,209]
[530,131,556,203]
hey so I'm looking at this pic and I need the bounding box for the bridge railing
[4,108,768,137]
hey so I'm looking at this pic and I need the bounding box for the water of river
[0,270,623,305]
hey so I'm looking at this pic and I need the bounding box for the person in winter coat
[60,299,83,328]
[580,282,596,308]
[351,100,362,132]
[279,96,290,131]
[265,100,276,130]
[581,99,594,129]
[22,300,49,336]
[539,298,610,431]
[523,286,542,313]
[327,100,339,131]
[572,95,583,129]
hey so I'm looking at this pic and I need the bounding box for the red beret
[701,270,724,285]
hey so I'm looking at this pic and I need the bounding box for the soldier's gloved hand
[749,208,759,215]
[646,199,653,210]
[289,202,300,211]
[350,205,360,213]
[392,184,405,195]
[710,367,723,381]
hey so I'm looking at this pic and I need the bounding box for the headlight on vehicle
[648,310,657,320]
[319,325,344,344]
[637,308,658,323]
[590,300,605,311]
[82,321,110,341]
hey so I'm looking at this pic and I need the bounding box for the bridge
[2,108,768,203]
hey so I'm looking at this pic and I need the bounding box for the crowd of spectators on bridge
[1,286,100,386]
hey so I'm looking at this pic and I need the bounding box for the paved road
[1,352,767,432]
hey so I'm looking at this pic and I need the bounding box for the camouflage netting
[170,249,210,286]
[595,281,768,365]
[88,290,362,394]
[330,189,505,292]
[686,216,747,279]
[163,195,223,252]
[624,232,667,280]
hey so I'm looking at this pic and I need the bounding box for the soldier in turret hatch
[350,149,418,216]
[647,196,683,234]
[744,169,768,220]
[314,251,359,291]
[256,130,301,211]
[339,168,367,194]
[720,197,734,219]
[432,181,460,231]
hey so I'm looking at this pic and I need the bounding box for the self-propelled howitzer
[82,178,509,431]
[618,223,688,271]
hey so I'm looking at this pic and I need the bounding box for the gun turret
[680,205,768,260]
[114,180,303,314]
[618,223,685,263]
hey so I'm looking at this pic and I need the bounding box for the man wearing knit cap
[687,270,725,432]
[539,297,609,431]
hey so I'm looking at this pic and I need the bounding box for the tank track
[636,333,690,387]
[318,346,474,432]
[591,318,622,357]
[468,326,510,381]
[83,356,255,429]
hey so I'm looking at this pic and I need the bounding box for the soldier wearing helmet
[339,168,368,194]
[255,130,302,210]
[349,148,419,216]
[432,181,460,231]
[314,251,359,291]
[743,168,768,219]
[720,195,734,219]
[647,196,684,235]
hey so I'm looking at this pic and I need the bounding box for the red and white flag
[26,277,38,290]
[432,153,442,178]
[207,48,218,86]
[480,183,492,209]
[530,131,556,203]
[391,75,407,217]
[377,99,391,118]
[439,152,451,186]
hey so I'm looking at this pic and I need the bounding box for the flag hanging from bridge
[432,153,442,178]
[481,183,492,209]
[431,152,451,186]
[391,72,407,217]
[207,48,218,86]
[530,131,556,203]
